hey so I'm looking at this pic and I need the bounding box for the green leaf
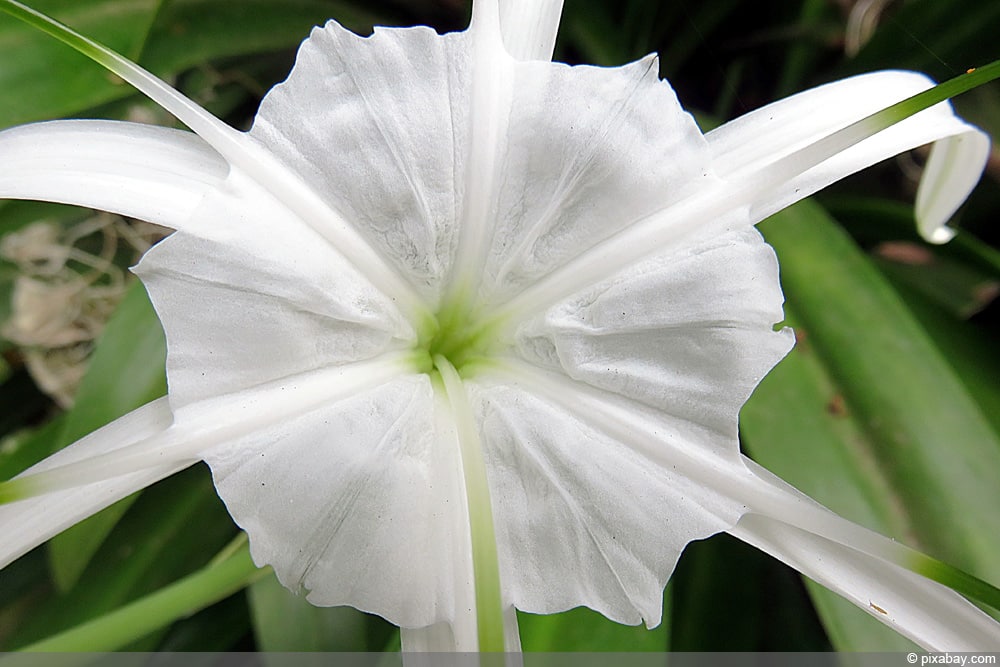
[742,199,1000,648]
[0,0,378,130]
[0,0,160,127]
[47,278,166,592]
[17,541,262,652]
[5,465,236,650]
[888,282,1000,438]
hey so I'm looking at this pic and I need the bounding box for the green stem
[434,355,505,652]
[18,540,265,651]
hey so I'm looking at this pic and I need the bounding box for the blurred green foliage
[0,0,997,653]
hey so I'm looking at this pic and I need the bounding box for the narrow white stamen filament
[2,353,416,500]
[434,354,505,652]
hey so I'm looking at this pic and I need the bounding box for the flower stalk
[435,355,506,652]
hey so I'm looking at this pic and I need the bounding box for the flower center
[413,295,507,378]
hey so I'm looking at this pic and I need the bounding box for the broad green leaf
[0,0,378,129]
[16,541,261,652]
[0,200,87,232]
[888,283,1000,437]
[743,199,1000,648]
[0,0,160,127]
[48,278,166,591]
[876,249,997,317]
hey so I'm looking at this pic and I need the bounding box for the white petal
[472,382,729,627]
[516,228,793,438]
[498,0,564,61]
[200,373,474,630]
[134,168,414,409]
[0,398,191,568]
[480,55,715,303]
[0,120,226,228]
[250,20,714,308]
[705,71,989,240]
[731,514,1000,651]
[916,132,990,243]
[473,362,768,627]
[249,22,470,303]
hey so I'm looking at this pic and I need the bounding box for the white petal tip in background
[706,70,991,240]
[915,128,992,243]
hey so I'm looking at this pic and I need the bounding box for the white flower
[0,0,997,652]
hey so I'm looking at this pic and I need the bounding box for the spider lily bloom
[0,0,997,652]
